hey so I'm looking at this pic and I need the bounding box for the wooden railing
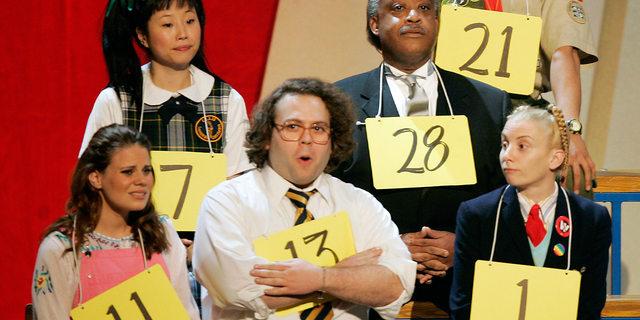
[397,296,640,319]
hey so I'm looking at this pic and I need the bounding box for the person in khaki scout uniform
[444,0,599,198]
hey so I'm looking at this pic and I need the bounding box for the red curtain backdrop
[0,1,279,317]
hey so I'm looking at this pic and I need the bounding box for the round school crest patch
[567,1,587,24]
[555,216,571,238]
[554,243,566,256]
[195,115,224,143]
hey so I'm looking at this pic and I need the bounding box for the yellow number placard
[70,264,190,320]
[366,116,476,189]
[471,261,581,320]
[253,211,356,316]
[435,5,542,95]
[151,151,226,231]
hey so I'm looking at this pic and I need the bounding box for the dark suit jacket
[334,66,510,234]
[451,184,611,320]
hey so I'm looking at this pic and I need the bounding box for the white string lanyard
[356,60,455,126]
[489,185,573,274]
[139,95,215,157]
[73,217,150,308]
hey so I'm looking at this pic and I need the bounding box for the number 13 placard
[435,5,542,95]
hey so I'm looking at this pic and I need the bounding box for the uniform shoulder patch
[567,1,587,24]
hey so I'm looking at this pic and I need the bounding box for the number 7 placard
[435,5,542,95]
[151,151,226,232]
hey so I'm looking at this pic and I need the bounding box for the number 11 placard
[435,5,542,95]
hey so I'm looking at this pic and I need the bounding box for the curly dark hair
[246,78,357,172]
[366,0,440,51]
[42,124,169,260]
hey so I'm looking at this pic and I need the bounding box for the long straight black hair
[102,0,220,109]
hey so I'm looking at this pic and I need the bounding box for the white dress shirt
[79,63,253,177]
[385,61,439,117]
[193,166,416,320]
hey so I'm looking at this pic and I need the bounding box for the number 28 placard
[435,5,542,95]
[366,116,476,190]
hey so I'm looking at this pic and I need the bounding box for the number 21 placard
[435,5,542,95]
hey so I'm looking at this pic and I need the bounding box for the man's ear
[549,149,565,171]
[369,16,379,36]
[88,171,103,189]
[136,28,149,48]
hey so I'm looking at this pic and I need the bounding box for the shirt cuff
[372,290,410,320]
[251,297,275,319]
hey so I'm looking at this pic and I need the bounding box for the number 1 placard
[471,261,581,320]
[366,116,476,189]
[435,5,542,95]
[151,151,226,232]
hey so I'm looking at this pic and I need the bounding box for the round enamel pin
[555,216,571,238]
[196,115,224,143]
[554,243,566,256]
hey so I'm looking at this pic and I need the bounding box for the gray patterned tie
[404,74,429,116]
[384,66,429,116]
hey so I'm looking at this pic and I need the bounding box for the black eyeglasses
[274,121,331,145]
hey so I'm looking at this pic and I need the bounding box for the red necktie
[526,204,546,247]
[484,0,503,11]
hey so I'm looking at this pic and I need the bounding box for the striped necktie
[287,189,318,226]
[285,188,334,320]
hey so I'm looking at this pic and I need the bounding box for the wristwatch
[566,119,583,135]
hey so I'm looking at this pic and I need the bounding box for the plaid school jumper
[119,79,231,153]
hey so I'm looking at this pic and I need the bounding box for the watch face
[568,120,582,133]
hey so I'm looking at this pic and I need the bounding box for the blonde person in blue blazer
[450,105,611,320]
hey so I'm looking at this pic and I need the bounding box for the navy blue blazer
[333,66,510,234]
[451,184,612,320]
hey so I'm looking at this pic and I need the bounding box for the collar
[141,63,215,105]
[517,183,559,226]
[384,60,435,79]
[261,165,330,205]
